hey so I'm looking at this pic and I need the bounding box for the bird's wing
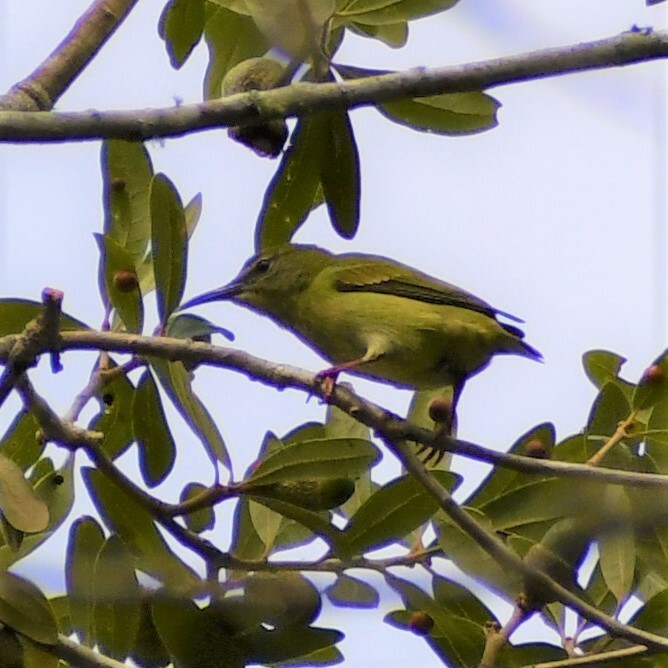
[332,259,525,324]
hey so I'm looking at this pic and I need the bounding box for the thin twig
[587,412,638,466]
[519,644,651,668]
[49,633,128,668]
[0,29,666,141]
[478,606,530,667]
[0,0,140,111]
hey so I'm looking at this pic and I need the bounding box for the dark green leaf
[255,116,325,251]
[95,233,144,333]
[244,626,343,664]
[150,173,188,323]
[0,454,48,533]
[245,437,381,486]
[646,398,668,472]
[159,0,205,68]
[0,411,43,472]
[66,517,105,647]
[344,471,459,555]
[320,110,360,238]
[180,482,216,533]
[634,352,668,410]
[83,467,199,589]
[0,300,86,337]
[166,313,234,341]
[151,359,230,470]
[101,140,154,265]
[347,21,407,47]
[326,574,379,608]
[629,589,668,635]
[132,370,177,487]
[152,596,245,668]
[203,6,268,100]
[17,636,58,668]
[129,598,171,668]
[272,644,343,667]
[88,361,136,460]
[0,572,57,645]
[94,535,142,660]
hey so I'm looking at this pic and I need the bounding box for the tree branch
[519,644,651,668]
[0,0,139,111]
[0,28,666,141]
[49,634,128,668]
[11,327,667,490]
[381,435,668,652]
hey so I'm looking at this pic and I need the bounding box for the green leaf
[0,411,43,472]
[150,173,188,322]
[386,573,491,668]
[19,635,59,668]
[597,486,635,604]
[244,626,343,665]
[94,535,142,660]
[95,233,144,333]
[0,572,57,645]
[129,599,171,668]
[246,495,343,549]
[151,359,231,470]
[0,299,86,337]
[634,351,668,410]
[132,370,177,487]
[255,116,325,251]
[587,382,632,437]
[340,0,458,24]
[320,110,360,238]
[159,0,205,68]
[166,312,235,342]
[180,483,216,533]
[0,458,75,570]
[245,438,381,486]
[0,454,48,533]
[152,596,245,668]
[326,574,379,608]
[83,467,199,589]
[336,65,497,134]
[344,471,459,555]
[347,20,407,47]
[629,588,668,635]
[101,140,154,264]
[646,397,668,472]
[380,91,499,135]
[66,517,105,647]
[88,360,136,460]
[203,6,268,100]
[583,350,628,389]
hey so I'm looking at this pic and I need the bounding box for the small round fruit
[641,364,665,386]
[110,177,126,192]
[408,611,434,636]
[428,397,453,425]
[525,438,550,459]
[221,57,287,95]
[113,269,139,293]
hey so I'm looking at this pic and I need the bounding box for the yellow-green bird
[180,244,541,406]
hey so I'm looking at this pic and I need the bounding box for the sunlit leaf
[0,300,86,337]
[0,411,43,472]
[95,233,144,333]
[0,454,48,533]
[101,141,154,264]
[326,574,379,608]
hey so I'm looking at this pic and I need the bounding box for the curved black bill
[178,282,242,311]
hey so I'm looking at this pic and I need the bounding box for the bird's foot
[315,367,342,400]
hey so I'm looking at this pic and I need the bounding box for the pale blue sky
[0,1,667,665]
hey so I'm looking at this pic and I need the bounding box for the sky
[0,0,667,665]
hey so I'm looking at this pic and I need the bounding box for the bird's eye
[254,258,272,273]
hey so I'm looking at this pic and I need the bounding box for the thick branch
[15,328,668,490]
[49,634,127,668]
[0,29,666,141]
[0,0,139,111]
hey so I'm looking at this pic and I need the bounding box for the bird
[179,244,541,408]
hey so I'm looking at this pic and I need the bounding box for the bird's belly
[296,294,500,389]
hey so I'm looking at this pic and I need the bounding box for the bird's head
[179,244,333,319]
